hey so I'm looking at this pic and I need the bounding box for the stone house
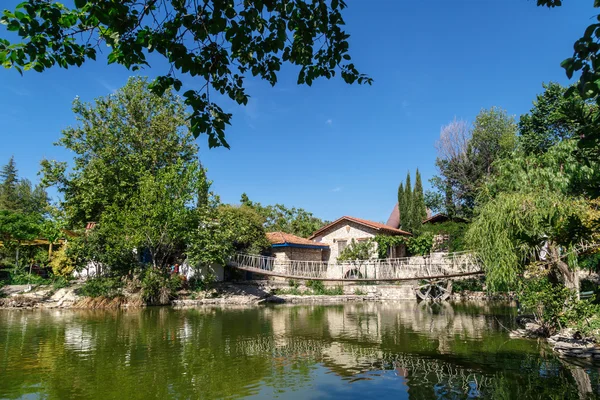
[308,216,411,262]
[267,232,329,263]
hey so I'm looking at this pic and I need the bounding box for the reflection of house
[308,216,411,262]
[267,232,329,262]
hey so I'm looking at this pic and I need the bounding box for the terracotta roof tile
[267,232,329,247]
[308,216,412,239]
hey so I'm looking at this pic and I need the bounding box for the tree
[402,172,413,230]
[187,204,271,268]
[0,157,19,211]
[467,140,598,292]
[432,108,516,217]
[0,0,371,148]
[397,182,404,229]
[41,77,198,227]
[238,193,326,238]
[123,161,209,270]
[536,1,600,104]
[413,169,427,224]
[518,82,590,155]
[396,171,426,234]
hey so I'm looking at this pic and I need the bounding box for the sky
[0,0,594,223]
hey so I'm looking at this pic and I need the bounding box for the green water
[0,302,598,399]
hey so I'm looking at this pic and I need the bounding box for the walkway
[227,252,483,282]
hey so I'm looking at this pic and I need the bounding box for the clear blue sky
[0,1,593,223]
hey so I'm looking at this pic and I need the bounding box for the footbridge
[227,252,483,300]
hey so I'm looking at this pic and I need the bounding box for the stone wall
[272,247,325,262]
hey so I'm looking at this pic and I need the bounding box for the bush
[188,272,216,292]
[9,267,50,285]
[49,246,75,277]
[52,276,70,290]
[78,277,123,298]
[518,277,600,338]
[140,269,181,305]
[306,280,325,293]
[406,232,434,256]
[562,298,600,340]
[306,280,343,295]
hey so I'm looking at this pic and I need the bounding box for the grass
[274,281,344,296]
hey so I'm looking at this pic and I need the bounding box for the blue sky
[0,1,593,223]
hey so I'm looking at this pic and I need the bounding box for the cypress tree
[414,169,427,224]
[403,172,413,232]
[0,157,19,211]
[397,182,404,229]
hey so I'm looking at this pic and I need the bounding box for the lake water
[0,302,598,399]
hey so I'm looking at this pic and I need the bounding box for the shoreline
[0,281,515,310]
[3,282,597,364]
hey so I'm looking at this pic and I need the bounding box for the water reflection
[0,302,598,399]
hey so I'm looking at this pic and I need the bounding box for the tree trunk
[550,244,580,298]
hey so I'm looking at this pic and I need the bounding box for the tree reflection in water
[0,302,598,399]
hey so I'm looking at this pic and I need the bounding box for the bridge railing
[229,253,275,272]
[228,252,481,281]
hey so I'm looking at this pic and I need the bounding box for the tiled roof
[308,216,412,239]
[267,232,329,248]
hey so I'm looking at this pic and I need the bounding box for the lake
[0,302,598,399]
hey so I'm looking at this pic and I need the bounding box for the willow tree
[467,140,598,292]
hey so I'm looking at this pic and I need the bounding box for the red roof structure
[308,216,412,239]
[267,232,329,248]
[385,203,400,228]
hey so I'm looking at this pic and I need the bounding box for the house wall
[271,247,325,263]
[312,221,380,262]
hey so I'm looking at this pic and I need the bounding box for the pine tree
[397,182,404,229]
[414,169,427,224]
[0,157,19,211]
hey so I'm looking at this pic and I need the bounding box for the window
[337,240,347,253]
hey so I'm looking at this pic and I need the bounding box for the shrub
[9,267,49,285]
[49,246,75,277]
[140,269,181,305]
[353,288,367,296]
[306,280,325,293]
[517,277,600,338]
[562,299,600,340]
[78,277,123,298]
[306,280,343,295]
[52,276,70,290]
[188,272,216,292]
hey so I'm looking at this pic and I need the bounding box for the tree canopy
[239,193,327,238]
[0,0,371,148]
[41,76,198,227]
[431,108,517,218]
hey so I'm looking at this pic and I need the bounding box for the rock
[525,322,542,332]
